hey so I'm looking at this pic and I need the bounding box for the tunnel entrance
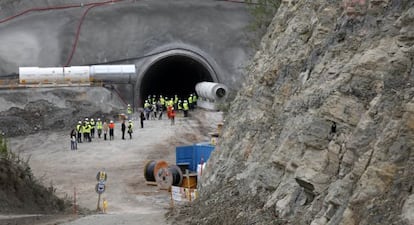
[139,55,213,104]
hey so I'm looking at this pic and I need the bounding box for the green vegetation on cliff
[0,134,68,214]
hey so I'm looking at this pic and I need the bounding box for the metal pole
[97,193,101,212]
[185,169,191,202]
[73,187,77,216]
[170,188,174,209]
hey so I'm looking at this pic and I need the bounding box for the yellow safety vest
[83,124,91,133]
[97,121,103,129]
[183,103,189,110]
[76,124,82,133]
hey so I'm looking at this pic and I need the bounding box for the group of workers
[70,117,134,150]
[69,93,197,150]
[142,93,198,123]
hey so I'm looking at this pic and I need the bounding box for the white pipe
[19,65,136,85]
[195,82,228,101]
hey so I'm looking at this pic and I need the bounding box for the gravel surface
[7,110,222,225]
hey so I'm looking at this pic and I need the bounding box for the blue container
[176,145,195,171]
[176,143,215,172]
[194,143,215,167]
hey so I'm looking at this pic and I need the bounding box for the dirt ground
[5,110,222,225]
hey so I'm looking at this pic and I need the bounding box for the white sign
[171,186,198,203]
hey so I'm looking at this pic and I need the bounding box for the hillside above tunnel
[170,1,414,225]
[0,0,257,105]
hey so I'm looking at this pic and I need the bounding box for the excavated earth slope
[170,1,414,225]
[0,87,124,137]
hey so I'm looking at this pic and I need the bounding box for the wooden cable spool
[155,164,183,190]
[144,160,169,183]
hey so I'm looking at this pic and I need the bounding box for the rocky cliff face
[176,1,414,225]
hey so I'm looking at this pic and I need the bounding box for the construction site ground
[4,109,222,225]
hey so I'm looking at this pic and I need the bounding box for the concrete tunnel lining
[135,49,219,105]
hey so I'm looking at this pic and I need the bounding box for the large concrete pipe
[19,65,136,85]
[195,82,228,101]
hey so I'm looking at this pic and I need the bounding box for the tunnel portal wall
[0,0,256,105]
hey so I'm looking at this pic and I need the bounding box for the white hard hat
[97,118,100,121]
[128,104,131,106]
[110,120,114,123]
[91,118,94,121]
[78,121,82,124]
[85,118,89,121]
[129,120,132,122]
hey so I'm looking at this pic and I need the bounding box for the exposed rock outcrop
[173,0,414,224]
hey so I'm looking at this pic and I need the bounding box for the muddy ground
[4,109,222,225]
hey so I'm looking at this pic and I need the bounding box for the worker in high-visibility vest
[192,93,197,109]
[152,95,157,104]
[127,104,132,119]
[90,118,96,138]
[183,100,189,117]
[159,95,165,110]
[188,94,193,110]
[83,120,91,142]
[96,118,103,138]
[83,118,89,142]
[76,121,83,143]
[143,100,151,109]
[178,100,183,111]
[174,95,179,109]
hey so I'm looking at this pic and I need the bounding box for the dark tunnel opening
[140,55,213,104]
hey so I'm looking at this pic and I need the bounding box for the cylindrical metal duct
[90,65,136,84]
[195,82,228,101]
